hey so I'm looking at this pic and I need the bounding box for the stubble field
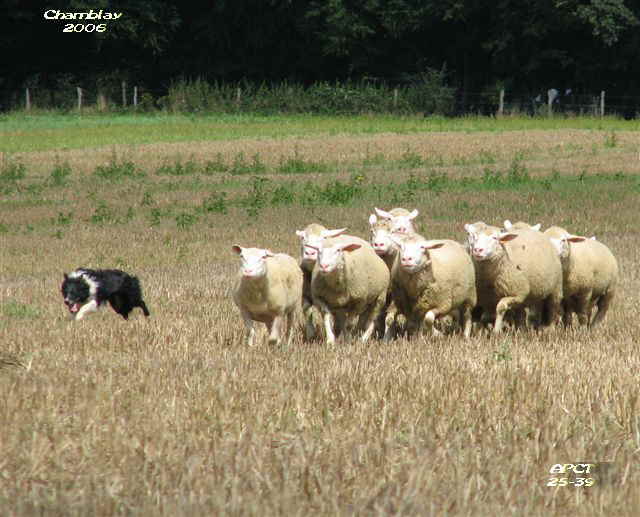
[1,114,639,515]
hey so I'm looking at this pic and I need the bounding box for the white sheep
[543,226,618,327]
[295,224,346,339]
[503,220,541,232]
[373,207,419,235]
[388,234,476,339]
[368,210,418,338]
[464,224,563,333]
[232,245,303,346]
[310,235,390,345]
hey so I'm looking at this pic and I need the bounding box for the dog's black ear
[63,273,68,280]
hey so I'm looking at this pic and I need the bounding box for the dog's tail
[140,301,150,317]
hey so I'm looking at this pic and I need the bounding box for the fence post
[97,92,107,111]
[122,80,127,107]
[547,90,553,117]
[77,87,82,111]
[25,88,31,111]
[498,89,504,117]
[236,87,241,106]
[600,90,605,117]
[133,86,138,109]
[393,88,398,109]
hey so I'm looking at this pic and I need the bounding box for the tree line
[2,0,639,114]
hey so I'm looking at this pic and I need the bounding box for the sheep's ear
[295,230,305,238]
[322,227,347,238]
[63,273,69,280]
[590,235,597,240]
[368,214,377,226]
[464,223,475,235]
[375,207,393,219]
[408,209,419,219]
[264,249,275,257]
[424,242,445,250]
[341,243,361,253]
[531,223,541,231]
[503,220,513,230]
[231,245,242,255]
[567,236,587,243]
[499,233,519,243]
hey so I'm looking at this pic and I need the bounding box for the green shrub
[49,161,72,186]
[94,152,144,181]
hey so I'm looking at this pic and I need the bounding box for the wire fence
[2,83,639,118]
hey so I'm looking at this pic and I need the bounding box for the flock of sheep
[232,207,619,346]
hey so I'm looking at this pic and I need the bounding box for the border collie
[61,268,150,320]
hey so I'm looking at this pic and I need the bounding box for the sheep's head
[392,235,444,273]
[465,225,516,262]
[295,226,346,264]
[313,241,361,274]
[232,245,274,277]
[374,207,419,235]
[544,226,584,260]
[368,214,396,255]
[463,221,488,250]
[544,227,587,261]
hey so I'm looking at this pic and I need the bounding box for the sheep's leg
[316,301,337,345]
[323,312,336,344]
[335,312,349,341]
[266,318,280,346]
[241,309,256,346]
[424,310,442,337]
[591,289,614,328]
[512,307,527,330]
[461,304,473,338]
[303,299,316,341]
[562,300,573,328]
[405,315,423,338]
[494,297,523,334]
[543,289,563,328]
[284,311,295,346]
[359,307,377,343]
[574,290,592,327]
[383,301,398,342]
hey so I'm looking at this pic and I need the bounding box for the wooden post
[133,86,138,109]
[393,88,398,108]
[97,92,107,111]
[236,87,241,106]
[77,87,82,111]
[122,80,127,107]
[600,90,605,117]
[25,88,31,111]
[547,90,553,117]
[498,89,504,117]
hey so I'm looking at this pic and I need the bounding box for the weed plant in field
[0,155,26,194]
[94,150,145,181]
[48,160,72,187]
[202,153,229,174]
[230,152,267,175]
[156,155,199,176]
[276,147,331,174]
[199,191,228,214]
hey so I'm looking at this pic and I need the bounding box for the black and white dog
[61,268,150,320]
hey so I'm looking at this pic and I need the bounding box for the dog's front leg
[75,300,99,320]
